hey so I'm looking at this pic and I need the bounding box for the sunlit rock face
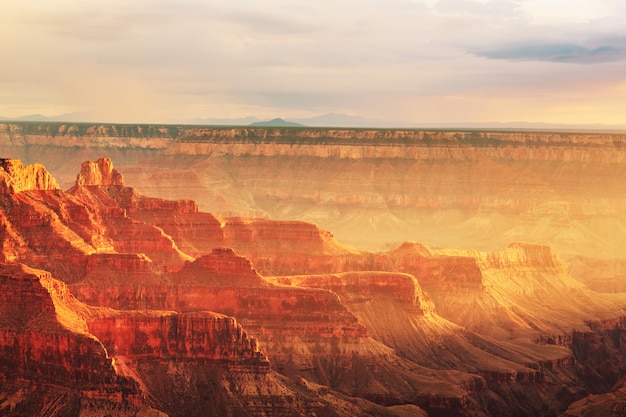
[0,158,189,278]
[67,160,193,271]
[0,159,104,274]
[75,157,124,186]
[2,150,626,415]
[0,263,153,415]
[88,311,270,371]
[0,158,59,194]
[0,260,385,416]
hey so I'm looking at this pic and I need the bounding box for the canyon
[0,122,625,415]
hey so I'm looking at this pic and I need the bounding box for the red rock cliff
[0,158,59,194]
[67,164,193,269]
[275,271,434,314]
[88,311,270,371]
[0,263,137,390]
[76,157,125,186]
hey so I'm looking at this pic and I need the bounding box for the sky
[1,0,625,126]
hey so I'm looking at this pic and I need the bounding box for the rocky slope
[0,241,416,417]
[0,263,157,416]
[1,152,626,415]
[0,158,454,415]
[0,158,59,194]
[373,242,625,340]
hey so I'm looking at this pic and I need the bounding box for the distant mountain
[0,113,49,122]
[184,114,376,128]
[249,118,305,127]
[4,112,626,132]
[0,112,88,122]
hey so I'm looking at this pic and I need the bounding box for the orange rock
[76,157,124,186]
[0,263,137,390]
[0,158,59,194]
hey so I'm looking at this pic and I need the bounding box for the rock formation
[0,158,466,414]
[67,159,193,270]
[0,263,154,416]
[0,252,410,416]
[0,158,59,194]
[75,157,124,186]
[0,152,626,415]
[3,122,626,284]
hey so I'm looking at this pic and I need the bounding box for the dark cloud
[475,42,626,63]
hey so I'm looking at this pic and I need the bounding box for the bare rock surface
[76,157,124,186]
[0,153,626,415]
[0,158,59,194]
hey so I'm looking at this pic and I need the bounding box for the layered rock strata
[1,155,626,415]
[0,263,150,415]
[3,122,626,274]
[0,262,373,416]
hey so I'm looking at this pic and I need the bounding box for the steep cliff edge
[1,263,386,417]
[0,261,272,378]
[0,263,152,416]
[76,157,124,186]
[67,158,193,269]
[88,310,270,371]
[371,242,626,341]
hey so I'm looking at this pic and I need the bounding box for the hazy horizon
[2,0,625,126]
[3,113,626,132]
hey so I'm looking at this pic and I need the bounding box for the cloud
[219,9,323,37]
[474,41,626,64]
[434,0,523,19]
[2,0,626,124]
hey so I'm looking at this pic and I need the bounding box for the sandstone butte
[0,149,624,415]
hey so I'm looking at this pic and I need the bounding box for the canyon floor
[0,122,626,416]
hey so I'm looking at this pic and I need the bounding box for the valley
[0,122,625,415]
